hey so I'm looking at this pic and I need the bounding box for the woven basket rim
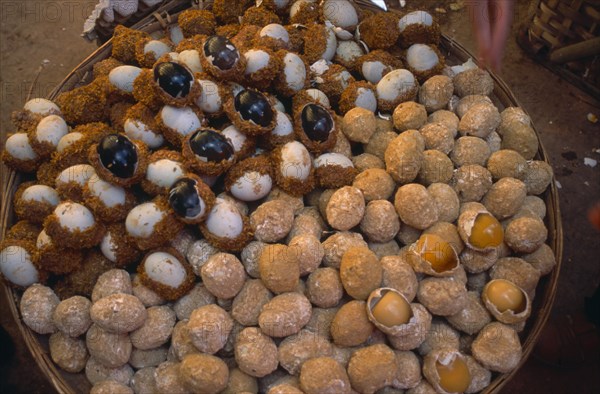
[0,2,563,393]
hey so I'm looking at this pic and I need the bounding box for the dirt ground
[1,1,599,393]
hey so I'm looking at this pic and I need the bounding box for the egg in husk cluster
[1,1,556,393]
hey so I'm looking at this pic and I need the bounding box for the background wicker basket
[0,1,563,393]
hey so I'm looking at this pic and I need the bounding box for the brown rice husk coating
[131,196,185,251]
[82,181,137,224]
[405,45,445,83]
[357,49,404,80]
[315,165,357,189]
[135,38,173,68]
[291,90,328,114]
[243,46,283,88]
[137,247,195,301]
[54,249,115,299]
[111,25,150,64]
[338,81,376,115]
[6,221,41,242]
[1,145,40,173]
[178,9,217,38]
[36,162,61,186]
[132,69,164,112]
[182,130,236,176]
[0,239,47,288]
[302,24,331,65]
[175,34,207,52]
[271,145,316,197]
[171,173,216,225]
[10,110,43,132]
[377,83,419,113]
[213,0,252,24]
[93,57,124,79]
[43,206,105,250]
[199,37,248,83]
[273,50,310,97]
[156,105,206,147]
[216,24,242,39]
[193,73,229,119]
[232,25,262,53]
[124,102,159,139]
[13,182,55,223]
[359,12,400,50]
[314,64,356,105]
[56,77,109,125]
[151,63,203,108]
[285,25,305,53]
[253,33,289,52]
[102,222,142,267]
[290,2,323,25]
[293,104,338,154]
[141,149,185,196]
[28,125,61,160]
[36,236,83,274]
[241,7,281,27]
[56,178,88,204]
[223,91,277,137]
[199,214,253,253]
[224,155,274,192]
[51,123,112,171]
[109,101,134,133]
[398,21,441,48]
[88,137,149,187]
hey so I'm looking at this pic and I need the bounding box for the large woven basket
[0,1,563,393]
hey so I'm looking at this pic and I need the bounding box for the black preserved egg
[169,178,203,219]
[204,35,239,70]
[301,104,334,142]
[189,129,234,162]
[154,62,194,98]
[97,134,138,178]
[234,89,273,127]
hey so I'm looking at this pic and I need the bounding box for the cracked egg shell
[334,39,364,70]
[83,174,136,223]
[406,233,461,277]
[274,50,308,97]
[339,80,378,114]
[123,103,164,149]
[323,0,358,31]
[312,62,355,105]
[100,223,141,267]
[225,155,274,202]
[194,76,226,117]
[43,201,104,249]
[182,128,236,176]
[482,279,531,324]
[458,208,504,253]
[125,196,184,251]
[141,150,186,196]
[260,109,295,149]
[302,23,337,64]
[136,38,172,68]
[28,114,69,159]
[221,124,256,160]
[1,132,40,173]
[35,229,82,274]
[423,349,472,394]
[200,35,247,82]
[199,197,253,252]
[272,140,315,196]
[224,88,277,137]
[108,65,142,98]
[156,105,205,146]
[168,173,216,224]
[376,69,419,112]
[314,152,356,189]
[398,10,440,48]
[405,44,445,83]
[357,12,400,51]
[177,49,203,74]
[88,133,149,187]
[152,61,201,107]
[55,164,96,202]
[358,50,404,85]
[0,239,44,288]
[294,103,337,154]
[257,23,290,51]
[13,182,59,224]
[243,47,283,88]
[138,248,195,301]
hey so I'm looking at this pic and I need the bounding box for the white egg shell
[260,23,290,44]
[221,125,247,153]
[160,106,201,137]
[144,40,171,58]
[406,44,439,72]
[146,159,185,189]
[398,10,433,32]
[35,115,68,147]
[5,133,37,161]
[195,79,222,114]
[272,97,286,113]
[305,89,331,108]
[354,87,378,112]
[56,164,96,187]
[336,40,363,65]
[169,25,184,45]
[333,26,354,41]
[87,174,127,207]
[283,52,306,93]
[334,69,353,91]
[54,202,96,231]
[100,231,118,263]
[314,152,354,168]
[24,98,60,115]
[279,141,312,181]
[323,0,358,30]
[376,69,417,102]
[362,60,387,84]
[178,50,203,74]
[217,193,249,217]
[126,202,166,239]
[36,229,53,249]
[109,65,143,93]
[56,132,83,153]
[272,110,294,137]
[322,27,338,61]
[0,245,39,287]
[21,185,60,206]
[290,0,316,19]
[165,52,180,62]
[144,251,187,288]
[205,198,244,239]
[244,49,271,75]
[124,118,164,149]
[230,171,273,201]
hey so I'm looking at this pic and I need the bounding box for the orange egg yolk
[468,213,504,249]
[436,356,471,393]
[485,279,525,313]
[371,291,412,327]
[415,234,456,273]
